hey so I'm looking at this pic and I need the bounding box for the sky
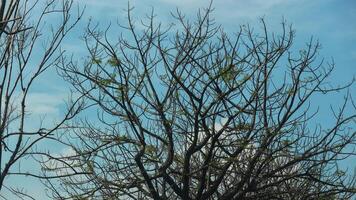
[3,0,356,199]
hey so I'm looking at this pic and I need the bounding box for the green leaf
[117,83,128,93]
[165,119,173,126]
[145,145,157,155]
[219,64,241,83]
[159,74,168,80]
[91,57,102,65]
[282,139,291,146]
[99,78,112,85]
[107,56,120,66]
[335,170,346,177]
[111,73,117,79]
[287,88,295,95]
[236,123,251,131]
[86,160,94,173]
[114,135,129,143]
[73,195,89,200]
[225,55,232,62]
[174,154,184,163]
[242,75,249,82]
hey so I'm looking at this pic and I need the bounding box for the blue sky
[4,0,356,199]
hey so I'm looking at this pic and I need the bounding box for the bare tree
[44,5,355,200]
[0,0,82,198]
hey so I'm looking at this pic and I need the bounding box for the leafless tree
[44,5,355,200]
[0,0,82,198]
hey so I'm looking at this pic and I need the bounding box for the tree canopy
[40,5,356,200]
[0,0,82,198]
[0,1,354,200]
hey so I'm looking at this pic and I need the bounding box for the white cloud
[26,92,65,115]
[43,147,82,176]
